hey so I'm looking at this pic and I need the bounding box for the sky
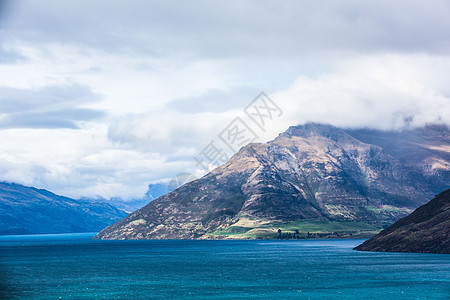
[0,0,449,200]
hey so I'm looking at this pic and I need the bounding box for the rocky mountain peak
[283,122,340,138]
[95,123,449,240]
[279,123,364,150]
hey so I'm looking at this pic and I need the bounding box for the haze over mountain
[0,182,127,235]
[88,183,170,213]
[95,123,449,240]
[355,189,450,254]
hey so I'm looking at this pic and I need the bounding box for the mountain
[354,189,450,254]
[92,183,170,213]
[95,123,449,240]
[0,182,127,235]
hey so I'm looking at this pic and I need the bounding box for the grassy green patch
[206,220,383,239]
[271,220,380,232]
[209,226,253,236]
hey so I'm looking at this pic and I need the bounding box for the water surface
[1,233,449,299]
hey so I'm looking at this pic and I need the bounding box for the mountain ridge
[95,123,450,240]
[354,189,450,254]
[0,181,127,235]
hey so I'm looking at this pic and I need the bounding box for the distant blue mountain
[98,183,171,213]
[0,182,127,235]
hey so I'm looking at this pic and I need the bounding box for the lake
[0,233,449,299]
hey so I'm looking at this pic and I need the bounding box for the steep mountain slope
[95,123,449,240]
[355,189,450,254]
[346,124,450,189]
[0,182,127,235]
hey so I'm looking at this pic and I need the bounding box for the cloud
[2,0,450,59]
[108,109,238,156]
[167,86,260,113]
[0,1,26,64]
[108,53,450,160]
[0,0,449,200]
[0,108,104,129]
[0,125,188,199]
[272,54,450,131]
[0,46,26,64]
[0,85,104,129]
[0,84,99,113]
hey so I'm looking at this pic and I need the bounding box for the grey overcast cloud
[0,0,449,199]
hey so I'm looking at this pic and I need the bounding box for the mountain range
[0,182,127,235]
[355,189,449,254]
[95,123,450,240]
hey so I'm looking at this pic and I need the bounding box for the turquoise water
[0,233,449,299]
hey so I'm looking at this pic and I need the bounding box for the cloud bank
[0,0,449,199]
[0,85,104,129]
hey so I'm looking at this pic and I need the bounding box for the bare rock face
[354,189,450,254]
[95,123,450,240]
